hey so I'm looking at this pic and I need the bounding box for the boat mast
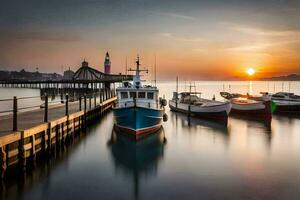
[154,55,157,87]
[188,81,191,116]
[176,76,178,108]
[125,56,128,76]
[128,55,148,88]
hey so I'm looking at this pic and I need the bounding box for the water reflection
[1,133,86,200]
[107,128,166,200]
[170,111,229,135]
[229,116,273,151]
[229,115,272,134]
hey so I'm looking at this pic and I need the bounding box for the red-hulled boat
[220,92,274,119]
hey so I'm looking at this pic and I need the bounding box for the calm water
[1,81,300,200]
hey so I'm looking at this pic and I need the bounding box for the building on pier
[73,60,106,81]
[63,68,75,80]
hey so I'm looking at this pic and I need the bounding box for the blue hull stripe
[113,107,164,131]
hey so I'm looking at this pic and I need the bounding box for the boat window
[138,92,146,98]
[130,92,136,98]
[147,92,154,99]
[120,92,128,99]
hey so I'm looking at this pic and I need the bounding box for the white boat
[265,92,300,113]
[169,92,231,122]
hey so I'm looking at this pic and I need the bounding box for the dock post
[94,94,96,108]
[89,95,92,109]
[79,96,82,111]
[44,94,48,122]
[84,95,87,127]
[0,147,7,178]
[65,93,69,116]
[100,91,103,103]
[19,131,26,171]
[13,96,18,131]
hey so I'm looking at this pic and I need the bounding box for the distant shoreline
[259,74,300,81]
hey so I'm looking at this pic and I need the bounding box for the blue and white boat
[113,56,167,139]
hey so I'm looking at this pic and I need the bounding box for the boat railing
[116,100,159,109]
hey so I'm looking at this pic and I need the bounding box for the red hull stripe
[114,124,162,139]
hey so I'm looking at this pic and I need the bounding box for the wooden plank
[35,137,42,145]
[23,123,48,138]
[100,97,117,107]
[0,132,21,147]
[23,143,32,151]
[68,110,84,120]
[7,148,18,158]
[50,116,68,128]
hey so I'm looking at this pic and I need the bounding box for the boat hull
[230,100,272,119]
[273,101,300,113]
[113,106,164,139]
[169,100,231,123]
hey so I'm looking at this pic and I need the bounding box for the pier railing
[0,89,117,177]
[0,89,116,132]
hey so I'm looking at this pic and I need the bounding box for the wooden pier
[0,90,117,177]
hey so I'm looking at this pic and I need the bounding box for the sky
[0,0,300,80]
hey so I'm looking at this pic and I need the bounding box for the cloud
[158,12,197,21]
[193,48,207,52]
[226,44,269,52]
[232,27,300,37]
[0,31,81,43]
[159,32,204,42]
[226,40,300,52]
[220,22,300,37]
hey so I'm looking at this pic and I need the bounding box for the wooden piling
[13,97,17,132]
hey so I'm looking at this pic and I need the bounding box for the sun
[246,68,255,76]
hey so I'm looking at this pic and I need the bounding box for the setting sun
[246,68,255,76]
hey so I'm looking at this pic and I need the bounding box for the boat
[169,91,232,122]
[264,92,300,113]
[113,56,167,139]
[220,92,274,119]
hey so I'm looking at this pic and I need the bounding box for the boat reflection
[229,115,272,134]
[273,112,300,120]
[229,115,273,149]
[170,111,229,135]
[107,128,167,200]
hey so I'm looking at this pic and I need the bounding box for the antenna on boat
[176,76,178,108]
[188,81,192,117]
[176,76,179,94]
[125,56,128,76]
[154,54,157,87]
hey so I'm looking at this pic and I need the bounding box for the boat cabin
[116,82,159,108]
[172,92,204,105]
